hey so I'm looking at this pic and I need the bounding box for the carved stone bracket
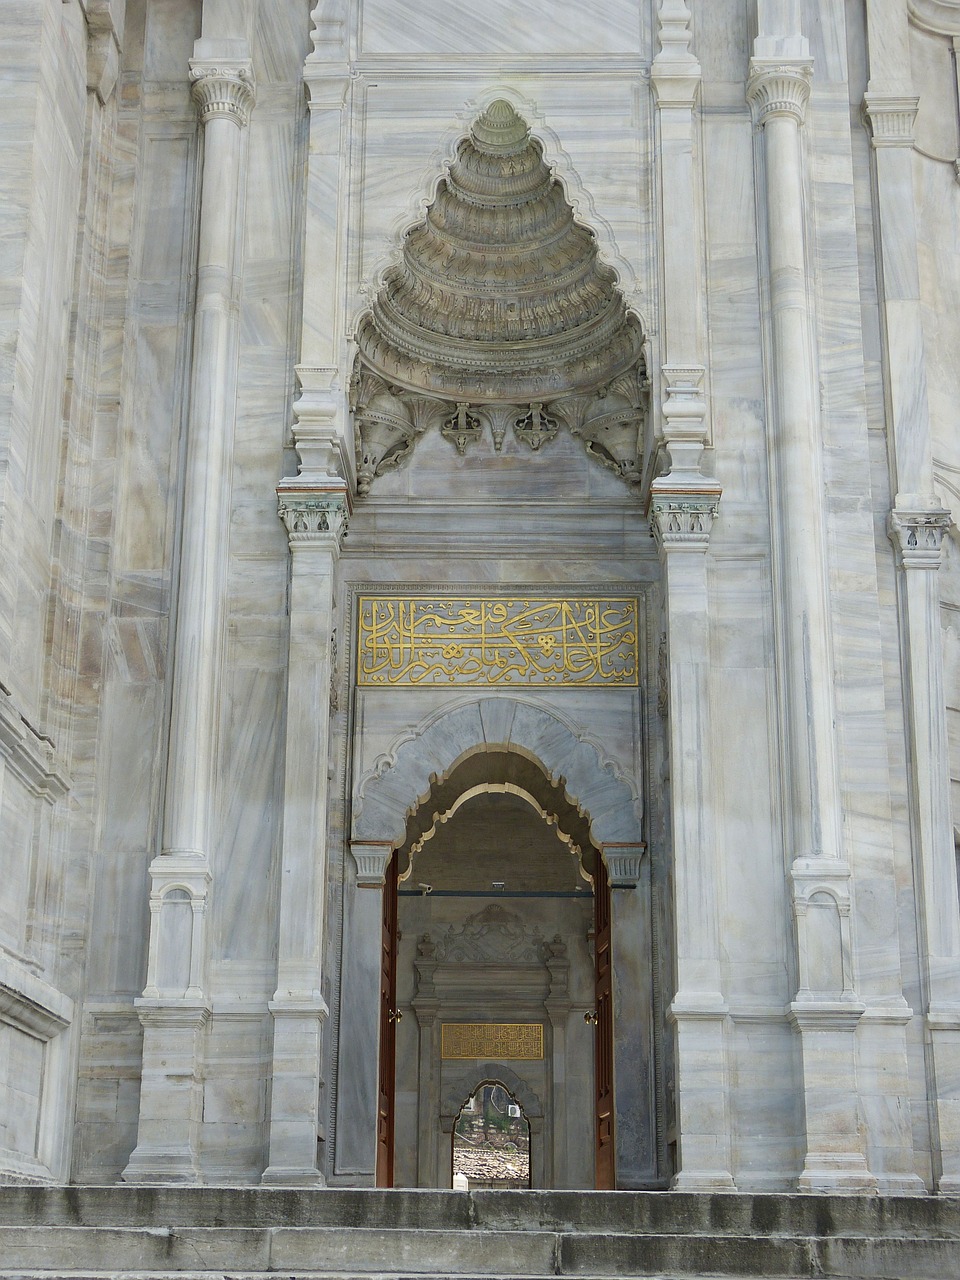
[277,485,349,550]
[863,94,920,148]
[350,842,393,887]
[80,0,123,104]
[601,843,646,888]
[746,60,814,128]
[189,60,257,128]
[889,507,952,569]
[650,494,721,553]
[0,685,71,803]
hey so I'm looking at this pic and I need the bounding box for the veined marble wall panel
[358,0,644,56]
[198,1012,271,1183]
[694,0,750,84]
[729,1017,804,1192]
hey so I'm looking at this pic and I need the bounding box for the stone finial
[746,59,813,127]
[189,60,257,128]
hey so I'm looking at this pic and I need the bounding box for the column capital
[650,492,721,554]
[651,0,701,108]
[189,59,256,128]
[350,842,394,887]
[747,58,813,127]
[601,843,646,888]
[277,483,350,551]
[863,93,919,148]
[889,507,952,569]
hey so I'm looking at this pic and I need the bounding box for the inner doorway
[452,1082,531,1189]
[378,749,614,1189]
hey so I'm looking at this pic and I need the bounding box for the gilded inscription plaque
[357,597,638,687]
[441,1023,544,1060]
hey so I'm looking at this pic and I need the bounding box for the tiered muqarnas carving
[352,100,646,493]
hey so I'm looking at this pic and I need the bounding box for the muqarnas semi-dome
[355,100,644,404]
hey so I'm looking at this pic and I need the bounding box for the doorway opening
[452,1081,531,1189]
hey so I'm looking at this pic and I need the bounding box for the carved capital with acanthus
[189,59,256,128]
[747,59,813,127]
[650,492,721,553]
[277,484,349,551]
[863,94,920,148]
[889,507,952,569]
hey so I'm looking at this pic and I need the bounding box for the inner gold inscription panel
[441,1023,544,1060]
[357,596,638,687]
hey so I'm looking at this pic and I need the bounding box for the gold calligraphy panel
[441,1023,544,1060]
[357,597,638,687]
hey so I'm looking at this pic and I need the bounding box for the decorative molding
[0,952,73,1041]
[889,507,952,569]
[787,1001,866,1033]
[189,60,256,128]
[0,687,71,804]
[80,0,123,104]
[863,94,920,148]
[430,904,546,964]
[746,59,814,128]
[908,0,960,35]
[277,485,349,549]
[649,494,721,552]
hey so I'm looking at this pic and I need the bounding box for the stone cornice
[189,60,256,128]
[889,507,952,569]
[0,687,71,803]
[277,483,350,550]
[746,59,814,127]
[863,93,920,148]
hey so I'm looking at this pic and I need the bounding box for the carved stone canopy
[352,100,647,494]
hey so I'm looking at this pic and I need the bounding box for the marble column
[262,486,348,1184]
[334,842,393,1181]
[747,55,874,1191]
[863,5,960,1189]
[650,3,733,1192]
[650,493,732,1191]
[123,44,255,1185]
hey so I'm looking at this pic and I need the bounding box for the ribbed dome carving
[355,101,643,403]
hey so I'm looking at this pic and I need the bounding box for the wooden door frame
[594,854,616,1188]
[375,851,399,1186]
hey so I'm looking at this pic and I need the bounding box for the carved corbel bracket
[189,59,257,129]
[601,843,646,888]
[277,484,350,550]
[350,842,394,888]
[889,506,952,569]
[863,94,920,148]
[746,59,813,128]
[80,0,123,104]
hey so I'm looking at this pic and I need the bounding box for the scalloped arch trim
[352,696,641,848]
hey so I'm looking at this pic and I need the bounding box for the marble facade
[0,0,959,1196]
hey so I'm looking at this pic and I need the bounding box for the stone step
[0,1223,957,1279]
[0,1188,956,1238]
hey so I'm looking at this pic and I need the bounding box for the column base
[121,1149,202,1185]
[261,1165,326,1187]
[798,1154,878,1194]
[671,1169,737,1191]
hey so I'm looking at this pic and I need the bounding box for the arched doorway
[369,745,616,1189]
[344,696,654,1190]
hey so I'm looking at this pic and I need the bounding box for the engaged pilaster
[124,43,255,1186]
[748,52,875,1192]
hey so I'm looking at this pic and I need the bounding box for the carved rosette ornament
[746,61,813,127]
[189,60,257,128]
[352,100,646,491]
